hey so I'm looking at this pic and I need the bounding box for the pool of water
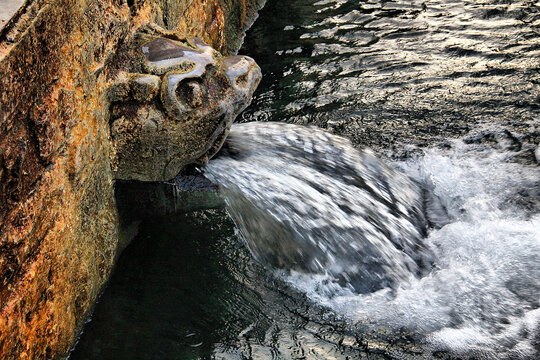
[241,0,539,158]
[71,206,401,360]
[72,0,539,359]
[70,210,265,360]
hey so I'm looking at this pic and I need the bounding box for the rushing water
[204,122,540,359]
[232,1,539,356]
[72,0,539,359]
[205,122,435,294]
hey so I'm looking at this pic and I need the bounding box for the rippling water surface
[72,0,539,359]
[242,0,539,155]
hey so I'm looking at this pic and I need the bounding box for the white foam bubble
[283,141,540,358]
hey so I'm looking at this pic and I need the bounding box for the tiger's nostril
[235,72,249,88]
[187,82,204,107]
[176,81,204,108]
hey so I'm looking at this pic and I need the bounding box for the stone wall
[0,1,262,358]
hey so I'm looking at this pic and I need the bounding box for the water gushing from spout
[206,122,434,293]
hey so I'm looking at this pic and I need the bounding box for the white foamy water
[206,122,539,358]
[284,141,540,359]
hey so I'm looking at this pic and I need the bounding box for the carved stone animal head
[109,25,261,181]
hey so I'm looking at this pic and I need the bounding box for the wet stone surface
[0,1,264,358]
[109,25,261,181]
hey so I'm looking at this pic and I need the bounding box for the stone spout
[109,25,262,182]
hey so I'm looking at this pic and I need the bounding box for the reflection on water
[242,0,539,156]
[70,210,265,360]
[70,208,421,360]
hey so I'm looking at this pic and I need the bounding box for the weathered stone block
[0,0,263,358]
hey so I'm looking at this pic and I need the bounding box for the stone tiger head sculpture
[108,25,261,181]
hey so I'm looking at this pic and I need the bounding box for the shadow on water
[70,205,264,360]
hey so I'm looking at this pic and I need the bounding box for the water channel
[71,1,539,359]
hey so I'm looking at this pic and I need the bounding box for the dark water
[241,0,539,157]
[71,205,417,359]
[70,209,266,360]
[72,0,539,359]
